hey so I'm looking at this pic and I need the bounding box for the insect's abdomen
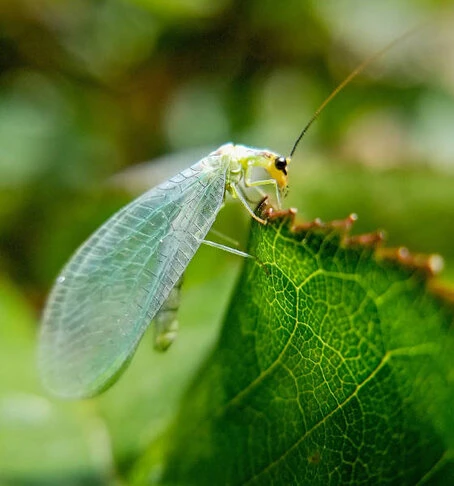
[153,276,183,351]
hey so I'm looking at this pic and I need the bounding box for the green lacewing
[38,144,290,398]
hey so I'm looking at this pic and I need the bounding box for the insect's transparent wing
[38,155,227,398]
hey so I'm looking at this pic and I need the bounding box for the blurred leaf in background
[0,0,453,484]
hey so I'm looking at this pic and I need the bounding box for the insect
[38,144,291,398]
[38,28,417,399]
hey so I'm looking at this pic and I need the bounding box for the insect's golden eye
[275,156,287,175]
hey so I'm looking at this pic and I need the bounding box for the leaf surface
[144,209,454,485]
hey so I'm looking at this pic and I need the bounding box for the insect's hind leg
[208,227,240,248]
[201,239,253,259]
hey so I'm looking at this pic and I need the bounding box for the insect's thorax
[213,143,290,189]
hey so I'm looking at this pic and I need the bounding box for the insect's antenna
[289,24,425,158]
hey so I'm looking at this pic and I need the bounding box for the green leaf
[139,209,454,485]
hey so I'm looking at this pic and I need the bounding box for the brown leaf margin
[257,199,454,305]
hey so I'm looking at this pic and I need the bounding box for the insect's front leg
[244,164,282,209]
[228,183,267,225]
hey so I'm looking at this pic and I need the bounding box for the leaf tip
[327,213,358,233]
[265,205,298,221]
[377,246,445,277]
[345,230,386,248]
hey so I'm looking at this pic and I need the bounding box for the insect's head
[265,154,290,193]
[232,145,290,193]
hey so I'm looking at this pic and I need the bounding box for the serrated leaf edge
[259,202,454,304]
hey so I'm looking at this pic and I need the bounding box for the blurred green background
[1,0,453,484]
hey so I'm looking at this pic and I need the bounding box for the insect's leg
[204,239,272,278]
[208,227,240,248]
[229,183,267,225]
[202,239,253,259]
[244,165,281,209]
